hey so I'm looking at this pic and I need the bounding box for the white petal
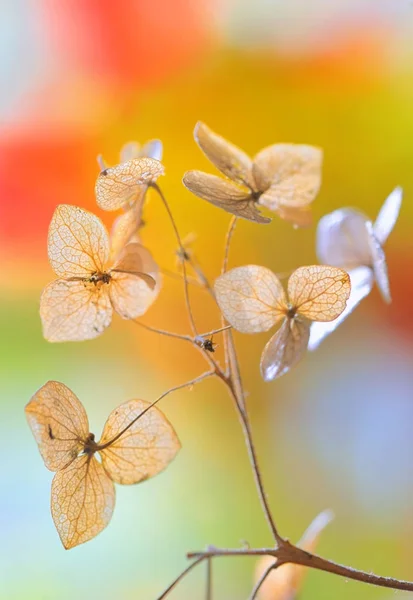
[316,208,372,269]
[366,221,391,303]
[373,187,402,246]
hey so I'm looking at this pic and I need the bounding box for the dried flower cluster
[25,123,406,599]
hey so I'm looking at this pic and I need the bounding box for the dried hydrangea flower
[183,122,323,226]
[97,140,163,260]
[254,510,333,599]
[95,155,164,212]
[215,265,350,380]
[309,187,402,350]
[40,205,160,342]
[25,381,180,549]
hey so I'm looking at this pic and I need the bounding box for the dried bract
[40,205,160,342]
[254,510,333,600]
[215,264,350,380]
[95,157,164,212]
[25,381,180,549]
[310,187,402,348]
[183,122,322,226]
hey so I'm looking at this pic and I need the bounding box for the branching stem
[187,543,413,593]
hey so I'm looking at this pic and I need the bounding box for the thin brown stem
[187,543,413,593]
[230,385,283,545]
[156,557,205,600]
[222,216,237,276]
[96,370,214,451]
[249,560,278,600]
[151,182,198,336]
[133,320,192,342]
[199,325,232,338]
[161,267,204,288]
[188,255,216,300]
[218,215,281,542]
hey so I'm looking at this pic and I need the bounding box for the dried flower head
[25,381,180,549]
[309,187,402,350]
[215,265,350,380]
[95,156,164,212]
[40,205,160,342]
[254,510,333,599]
[183,122,323,226]
[97,140,163,260]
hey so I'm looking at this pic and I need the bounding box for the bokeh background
[1,0,413,598]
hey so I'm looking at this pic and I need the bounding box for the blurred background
[1,0,413,598]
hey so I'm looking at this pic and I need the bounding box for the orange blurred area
[2,1,413,599]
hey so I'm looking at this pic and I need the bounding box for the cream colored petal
[40,279,113,342]
[214,265,286,333]
[48,205,110,278]
[308,266,373,350]
[95,157,164,211]
[288,265,351,322]
[194,121,255,188]
[260,318,310,381]
[110,273,158,319]
[25,381,89,472]
[254,144,322,210]
[316,208,372,269]
[51,454,115,549]
[98,399,181,485]
[273,204,313,227]
[373,187,402,246]
[366,222,391,304]
[110,205,143,264]
[110,242,157,275]
[110,242,160,318]
[183,170,270,224]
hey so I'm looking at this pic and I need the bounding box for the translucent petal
[254,144,322,215]
[214,265,286,333]
[95,157,164,211]
[373,187,402,246]
[316,208,372,269]
[119,141,141,163]
[25,381,89,471]
[275,204,313,227]
[260,318,310,381]
[120,139,163,163]
[183,170,270,224]
[254,510,333,600]
[98,399,181,485]
[288,265,351,322]
[40,279,113,342]
[194,121,255,189]
[140,139,163,161]
[51,454,115,549]
[48,205,110,278]
[366,222,391,304]
[110,204,143,264]
[110,272,158,319]
[109,243,158,319]
[308,266,373,350]
[253,143,321,191]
